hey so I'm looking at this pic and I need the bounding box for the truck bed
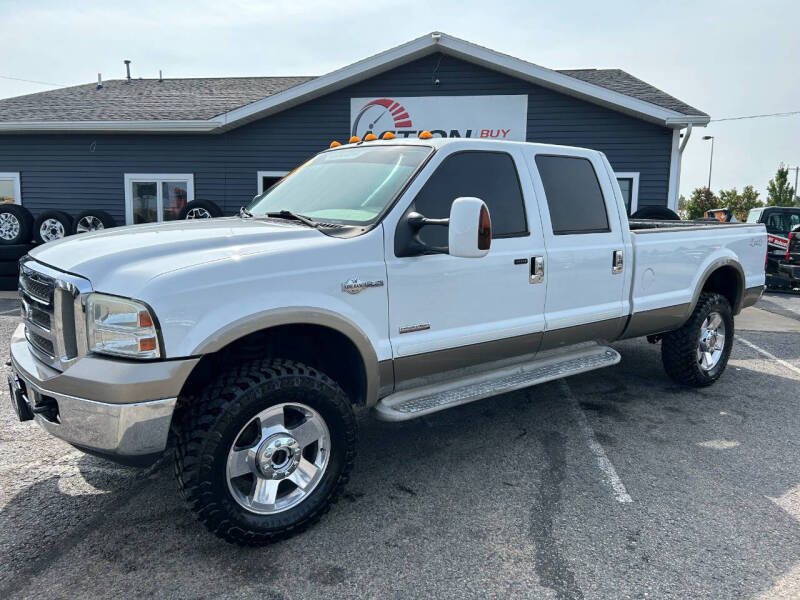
[628,219,740,231]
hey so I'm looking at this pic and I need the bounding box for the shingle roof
[0,45,706,126]
[557,68,707,117]
[0,77,315,122]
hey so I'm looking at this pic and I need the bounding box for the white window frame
[614,172,640,215]
[257,171,288,195]
[0,172,22,205]
[124,173,194,225]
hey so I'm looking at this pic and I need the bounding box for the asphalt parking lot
[1,292,799,600]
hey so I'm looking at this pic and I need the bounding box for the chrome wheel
[39,218,65,242]
[0,213,20,241]
[226,402,330,515]
[76,215,105,233]
[185,207,212,219]
[697,311,726,372]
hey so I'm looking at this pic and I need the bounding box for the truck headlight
[85,293,161,359]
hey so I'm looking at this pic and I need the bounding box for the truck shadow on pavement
[2,338,800,599]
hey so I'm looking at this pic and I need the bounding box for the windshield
[248,145,432,225]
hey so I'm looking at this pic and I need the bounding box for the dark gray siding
[0,53,673,224]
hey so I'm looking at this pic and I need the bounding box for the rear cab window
[534,155,610,235]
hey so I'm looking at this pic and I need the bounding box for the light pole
[703,135,715,190]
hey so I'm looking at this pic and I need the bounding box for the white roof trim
[0,32,708,133]
[0,120,220,133]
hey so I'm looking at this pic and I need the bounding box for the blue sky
[1,0,798,200]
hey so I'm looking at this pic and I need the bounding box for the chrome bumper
[9,323,197,463]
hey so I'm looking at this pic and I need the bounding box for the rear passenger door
[528,151,628,349]
[384,147,547,385]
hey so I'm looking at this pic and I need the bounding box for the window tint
[411,151,527,248]
[535,155,610,234]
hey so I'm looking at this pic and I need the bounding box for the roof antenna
[159,69,163,82]
[124,59,131,82]
[97,73,103,90]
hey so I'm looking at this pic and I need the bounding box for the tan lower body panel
[393,331,543,385]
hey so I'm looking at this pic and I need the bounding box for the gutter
[0,120,222,134]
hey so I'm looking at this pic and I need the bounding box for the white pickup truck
[8,137,765,545]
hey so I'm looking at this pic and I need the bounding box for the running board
[374,344,621,422]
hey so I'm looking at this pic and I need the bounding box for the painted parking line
[559,379,633,503]
[735,335,800,377]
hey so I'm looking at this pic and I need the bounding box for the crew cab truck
[8,138,765,545]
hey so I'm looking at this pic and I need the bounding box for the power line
[0,75,64,87]
[711,110,800,122]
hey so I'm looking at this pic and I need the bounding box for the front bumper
[9,323,200,464]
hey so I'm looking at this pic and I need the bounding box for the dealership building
[0,32,709,227]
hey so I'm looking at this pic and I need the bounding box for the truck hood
[30,217,326,292]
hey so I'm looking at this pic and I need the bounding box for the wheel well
[179,324,368,406]
[701,265,742,313]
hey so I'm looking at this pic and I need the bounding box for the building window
[124,174,194,224]
[614,172,640,216]
[0,173,21,205]
[257,171,288,195]
[535,155,610,235]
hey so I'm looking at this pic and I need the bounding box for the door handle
[530,256,544,284]
[612,250,624,274]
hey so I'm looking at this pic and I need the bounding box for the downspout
[679,122,693,152]
[670,123,692,213]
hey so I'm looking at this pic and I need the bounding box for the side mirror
[448,197,491,258]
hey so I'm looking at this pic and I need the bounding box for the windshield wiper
[265,210,319,229]
[239,206,254,218]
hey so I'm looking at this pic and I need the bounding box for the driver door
[383,147,547,388]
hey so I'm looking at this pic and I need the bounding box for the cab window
[408,151,528,249]
[535,155,610,235]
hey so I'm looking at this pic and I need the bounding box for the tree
[718,186,763,221]
[767,164,796,206]
[685,187,718,219]
[677,194,688,218]
[736,185,763,220]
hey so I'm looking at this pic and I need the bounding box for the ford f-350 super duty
[8,138,766,545]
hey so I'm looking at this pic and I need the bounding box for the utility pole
[789,166,799,203]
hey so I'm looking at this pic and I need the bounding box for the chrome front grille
[19,259,91,371]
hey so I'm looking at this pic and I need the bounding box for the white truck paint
[8,138,766,544]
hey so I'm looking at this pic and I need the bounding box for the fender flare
[192,307,386,406]
[688,257,746,316]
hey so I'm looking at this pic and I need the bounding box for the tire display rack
[0,199,224,291]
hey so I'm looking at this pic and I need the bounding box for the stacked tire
[0,205,35,291]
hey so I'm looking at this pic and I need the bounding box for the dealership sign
[350,95,528,141]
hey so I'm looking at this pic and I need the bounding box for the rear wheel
[174,358,356,545]
[661,292,734,387]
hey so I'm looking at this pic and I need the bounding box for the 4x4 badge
[341,278,384,294]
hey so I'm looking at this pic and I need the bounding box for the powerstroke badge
[341,278,385,294]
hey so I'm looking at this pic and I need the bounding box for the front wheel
[661,292,734,387]
[174,359,356,545]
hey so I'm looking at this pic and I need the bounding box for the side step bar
[375,344,621,422]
